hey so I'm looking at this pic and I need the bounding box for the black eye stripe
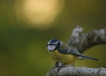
[48,44,57,45]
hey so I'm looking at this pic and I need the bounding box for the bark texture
[47,66,106,76]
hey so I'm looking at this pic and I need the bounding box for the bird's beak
[46,44,48,46]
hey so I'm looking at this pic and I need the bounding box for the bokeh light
[14,0,65,29]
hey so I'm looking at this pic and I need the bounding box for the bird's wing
[58,49,81,56]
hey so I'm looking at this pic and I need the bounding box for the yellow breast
[49,50,76,64]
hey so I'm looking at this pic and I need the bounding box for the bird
[46,38,98,71]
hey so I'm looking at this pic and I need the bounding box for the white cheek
[47,45,56,50]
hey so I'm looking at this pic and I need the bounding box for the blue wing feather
[58,49,81,56]
[58,49,68,54]
[57,49,98,61]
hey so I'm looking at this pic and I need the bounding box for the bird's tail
[81,55,98,61]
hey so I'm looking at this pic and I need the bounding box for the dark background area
[0,0,106,76]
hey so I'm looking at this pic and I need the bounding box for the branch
[68,26,106,53]
[46,26,106,76]
[46,66,106,76]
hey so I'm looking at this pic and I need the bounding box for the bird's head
[46,38,62,52]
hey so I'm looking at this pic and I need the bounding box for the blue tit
[46,38,98,67]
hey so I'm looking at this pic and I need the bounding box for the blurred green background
[0,0,106,76]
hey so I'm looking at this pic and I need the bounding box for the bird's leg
[55,62,59,67]
[55,63,65,75]
[57,64,65,72]
[49,62,59,76]
[50,62,59,71]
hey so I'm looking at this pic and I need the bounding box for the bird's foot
[56,64,65,75]
[55,62,60,67]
